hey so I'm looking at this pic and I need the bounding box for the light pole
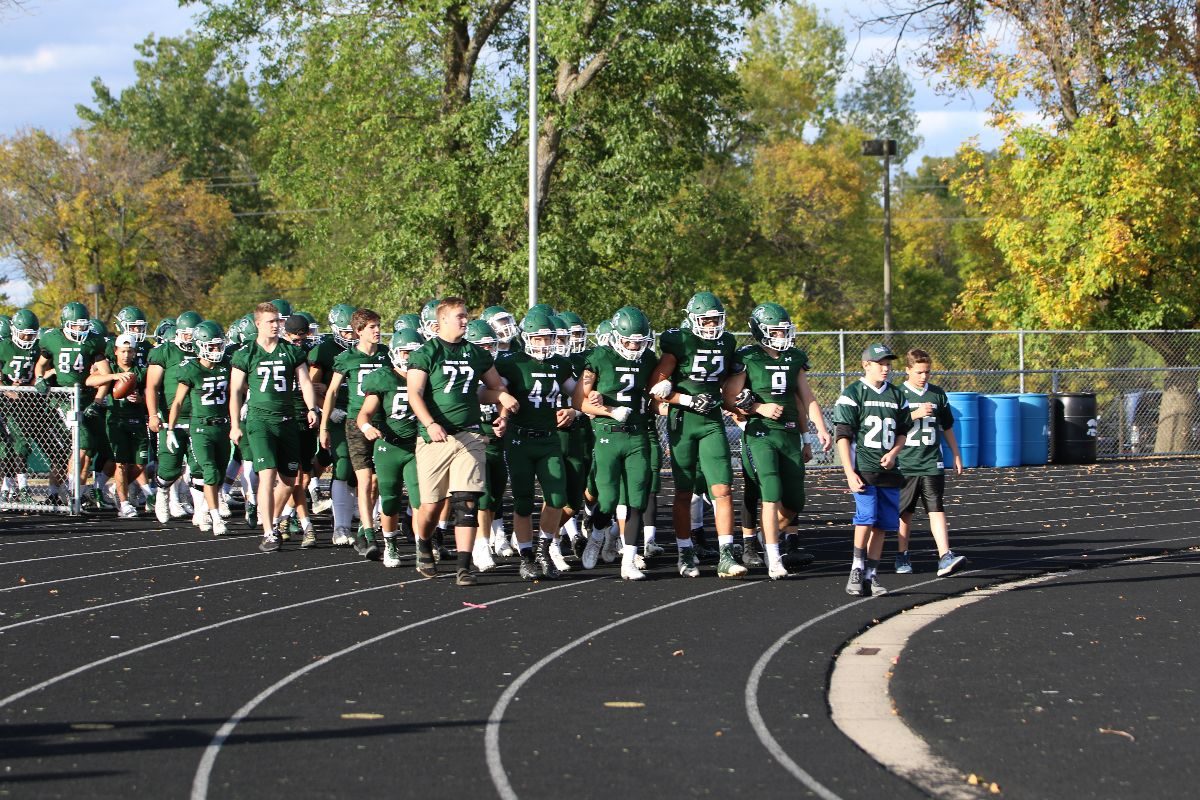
[83,282,104,319]
[527,0,539,308]
[861,138,897,336]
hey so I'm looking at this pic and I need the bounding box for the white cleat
[644,541,665,558]
[550,539,572,573]
[768,561,790,581]
[494,532,516,558]
[211,512,227,536]
[155,489,170,524]
[581,529,605,570]
[332,527,353,547]
[117,501,138,519]
[472,537,497,572]
[311,497,332,515]
[195,510,213,532]
[621,557,647,581]
[168,493,187,519]
[600,529,620,564]
[635,554,647,571]
[218,493,232,519]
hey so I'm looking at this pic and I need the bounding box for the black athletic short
[901,474,946,514]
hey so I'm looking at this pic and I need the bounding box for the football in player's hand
[112,372,137,400]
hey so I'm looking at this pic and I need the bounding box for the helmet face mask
[175,311,203,353]
[390,328,424,368]
[519,311,556,360]
[482,306,517,344]
[61,302,91,343]
[420,298,441,340]
[750,303,795,351]
[192,321,226,363]
[609,306,652,362]
[686,291,726,340]
[12,309,39,350]
[329,304,357,349]
[116,306,148,343]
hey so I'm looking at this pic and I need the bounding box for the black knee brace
[591,509,613,531]
[449,491,481,528]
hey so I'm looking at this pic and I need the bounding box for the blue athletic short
[852,484,901,531]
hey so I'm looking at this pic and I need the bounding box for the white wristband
[677,394,695,409]
[359,423,376,435]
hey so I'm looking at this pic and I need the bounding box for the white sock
[562,516,580,539]
[676,537,693,550]
[300,516,313,531]
[616,504,628,521]
[16,474,28,490]
[622,543,637,559]
[190,487,208,513]
[491,518,504,537]
[717,535,734,547]
[852,555,866,571]
[643,525,656,542]
[209,508,222,524]
[2,477,12,492]
[766,542,782,565]
[331,479,354,528]
[690,494,704,529]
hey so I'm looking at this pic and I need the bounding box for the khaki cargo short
[415,430,486,503]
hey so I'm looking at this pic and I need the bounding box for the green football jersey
[39,329,105,401]
[496,351,575,431]
[361,367,416,440]
[231,339,307,418]
[148,341,193,420]
[583,346,658,425]
[832,378,912,481]
[658,328,742,415]
[0,339,37,385]
[736,343,810,430]
[178,360,233,423]
[106,339,152,370]
[897,381,955,476]
[406,337,496,437]
[333,346,389,418]
[106,361,149,420]
[308,337,351,410]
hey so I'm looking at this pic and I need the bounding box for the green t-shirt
[583,346,658,426]
[333,346,389,418]
[0,339,37,385]
[178,360,233,424]
[658,327,742,418]
[897,381,954,476]
[148,341,193,420]
[106,360,149,421]
[231,339,307,418]
[736,343,810,431]
[406,337,495,438]
[39,328,105,401]
[495,351,575,431]
[308,337,351,410]
[361,367,416,441]
[832,378,912,484]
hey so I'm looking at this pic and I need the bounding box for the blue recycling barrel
[1051,392,1098,464]
[943,392,980,468]
[980,393,1021,467]
[1019,393,1050,465]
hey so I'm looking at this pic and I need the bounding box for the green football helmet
[193,320,226,363]
[481,305,518,344]
[392,313,421,333]
[269,298,292,321]
[153,317,174,342]
[466,319,499,356]
[527,302,556,318]
[419,298,441,340]
[609,306,652,362]
[0,316,9,342]
[749,302,795,351]
[60,301,91,343]
[521,310,556,361]
[595,319,613,348]
[115,305,148,343]
[297,310,322,347]
[10,310,38,351]
[175,310,204,352]
[329,303,358,348]
[686,291,725,340]
[558,310,587,354]
[548,314,572,358]
[389,327,424,368]
[89,318,109,339]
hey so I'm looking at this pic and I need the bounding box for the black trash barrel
[1050,392,1098,464]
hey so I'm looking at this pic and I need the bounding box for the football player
[87,333,149,518]
[308,303,358,545]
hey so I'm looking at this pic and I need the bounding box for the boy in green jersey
[648,291,748,579]
[309,303,358,545]
[147,310,205,524]
[832,343,913,597]
[496,310,579,581]
[35,301,110,506]
[464,320,509,568]
[323,309,388,559]
[169,321,234,536]
[230,302,320,552]
[895,348,966,577]
[86,333,149,518]
[358,328,423,568]
[574,305,657,580]
[0,310,39,503]
[723,302,832,579]
[406,297,518,586]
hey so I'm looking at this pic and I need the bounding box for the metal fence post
[70,384,81,516]
[1018,329,1025,393]
[838,330,846,389]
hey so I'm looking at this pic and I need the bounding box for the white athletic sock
[190,487,208,513]
[518,540,533,553]
[562,517,580,540]
[616,504,628,521]
[331,479,354,528]
[491,518,504,537]
[717,535,734,548]
[437,520,452,532]
[690,494,704,529]
[766,542,782,565]
[852,555,866,571]
[643,525,656,543]
[300,516,313,531]
[16,474,28,490]
[676,537,694,549]
[622,543,637,559]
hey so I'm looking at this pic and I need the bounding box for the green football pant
[592,423,651,514]
[506,431,567,516]
[243,415,300,477]
[374,435,419,516]
[560,424,591,510]
[327,419,351,481]
[106,415,149,465]
[189,424,233,487]
[157,425,197,482]
[479,438,507,512]
[667,407,732,494]
[744,423,805,511]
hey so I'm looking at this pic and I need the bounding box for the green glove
[34,377,49,395]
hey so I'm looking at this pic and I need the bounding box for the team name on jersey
[864,400,902,410]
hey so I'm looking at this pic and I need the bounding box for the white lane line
[743,522,1200,799]
[0,574,439,710]
[190,579,601,800]
[0,551,264,593]
[0,536,247,566]
[0,561,358,633]
[829,573,1065,800]
[485,582,751,800]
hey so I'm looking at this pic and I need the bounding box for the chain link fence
[0,386,82,514]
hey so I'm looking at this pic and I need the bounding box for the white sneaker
[677,549,701,578]
[311,497,332,515]
[383,538,402,568]
[621,556,647,581]
[768,561,789,580]
[644,540,665,557]
[600,529,620,564]
[581,529,605,569]
[195,509,213,532]
[168,492,187,519]
[635,554,647,571]
[550,539,572,573]
[332,526,353,547]
[211,511,227,536]
[155,489,170,524]
[218,492,232,519]
[472,536,497,572]
[117,501,138,519]
[493,531,515,558]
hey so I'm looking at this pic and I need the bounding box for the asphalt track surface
[2,458,1198,799]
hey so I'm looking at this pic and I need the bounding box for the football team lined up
[0,292,965,593]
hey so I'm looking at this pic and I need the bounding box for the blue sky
[0,0,1006,305]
